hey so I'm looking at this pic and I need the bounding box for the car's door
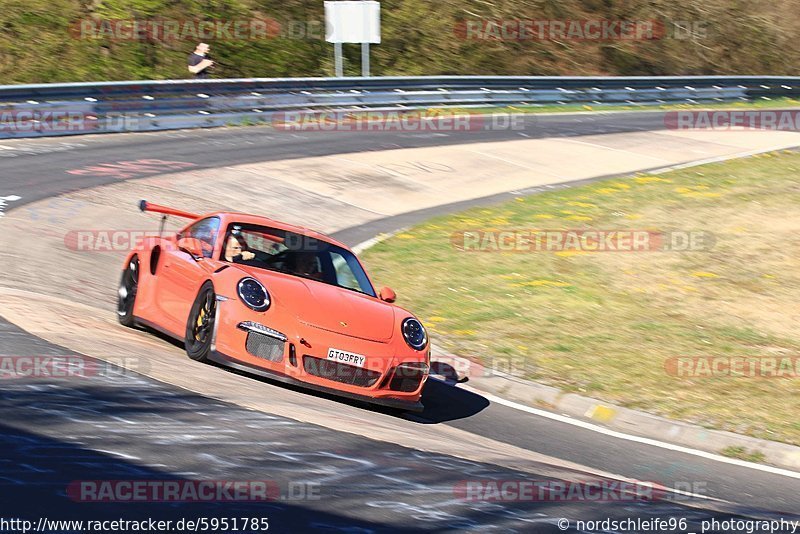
[157,216,221,334]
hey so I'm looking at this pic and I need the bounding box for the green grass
[721,446,767,463]
[362,150,800,446]
[3,0,800,83]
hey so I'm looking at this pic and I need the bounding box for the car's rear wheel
[117,256,139,328]
[185,281,216,362]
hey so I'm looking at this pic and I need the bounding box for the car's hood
[239,267,396,343]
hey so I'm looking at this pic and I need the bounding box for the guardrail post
[362,43,370,77]
[334,43,344,77]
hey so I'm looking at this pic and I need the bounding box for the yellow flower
[566,215,592,221]
[674,186,721,198]
[634,176,671,184]
[514,280,570,287]
[567,201,596,208]
[596,187,618,194]
[686,191,721,198]
[534,214,554,219]
[555,250,586,257]
[691,272,718,278]
[396,233,416,239]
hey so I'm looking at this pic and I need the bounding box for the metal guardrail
[1,75,799,139]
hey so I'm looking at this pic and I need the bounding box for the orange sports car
[117,201,430,411]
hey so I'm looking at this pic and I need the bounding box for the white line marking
[0,195,21,217]
[468,387,800,479]
[469,150,563,176]
[560,136,672,162]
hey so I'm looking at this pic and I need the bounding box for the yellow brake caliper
[196,308,206,340]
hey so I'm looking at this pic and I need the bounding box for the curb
[430,348,800,472]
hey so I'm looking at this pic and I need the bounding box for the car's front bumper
[208,349,425,412]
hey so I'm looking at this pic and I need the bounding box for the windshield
[220,223,376,297]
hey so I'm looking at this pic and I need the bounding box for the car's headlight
[237,277,270,312]
[401,318,427,351]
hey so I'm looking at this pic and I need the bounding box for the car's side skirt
[134,317,183,342]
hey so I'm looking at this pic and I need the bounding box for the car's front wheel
[185,281,217,362]
[117,256,139,328]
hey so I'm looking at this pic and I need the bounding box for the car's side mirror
[177,237,205,260]
[379,286,396,303]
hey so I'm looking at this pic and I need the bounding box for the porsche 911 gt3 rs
[117,200,430,411]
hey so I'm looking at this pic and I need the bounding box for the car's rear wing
[138,200,200,220]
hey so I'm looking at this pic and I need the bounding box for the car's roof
[207,212,350,250]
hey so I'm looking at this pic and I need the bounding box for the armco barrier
[0,75,798,138]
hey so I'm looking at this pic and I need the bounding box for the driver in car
[224,234,256,263]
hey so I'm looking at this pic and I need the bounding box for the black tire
[117,256,139,328]
[185,281,217,362]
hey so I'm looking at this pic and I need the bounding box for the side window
[180,217,220,258]
[330,251,361,291]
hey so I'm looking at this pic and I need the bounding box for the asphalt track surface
[1,113,798,531]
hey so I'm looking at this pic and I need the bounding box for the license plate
[327,348,366,368]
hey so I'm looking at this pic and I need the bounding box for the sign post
[324,1,381,77]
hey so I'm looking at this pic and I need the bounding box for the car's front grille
[303,356,381,388]
[245,332,285,362]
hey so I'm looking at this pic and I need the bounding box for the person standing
[187,43,214,78]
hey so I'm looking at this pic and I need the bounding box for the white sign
[325,1,381,44]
